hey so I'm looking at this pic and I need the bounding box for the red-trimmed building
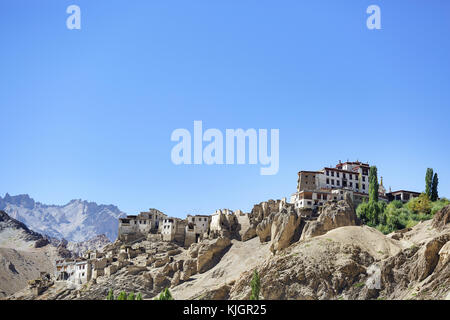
[291,160,389,209]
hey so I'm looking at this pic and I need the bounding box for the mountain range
[0,194,126,242]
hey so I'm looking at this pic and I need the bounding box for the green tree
[250,269,261,300]
[106,289,114,300]
[116,291,127,300]
[136,293,143,300]
[356,200,386,227]
[369,166,379,202]
[407,193,431,215]
[431,173,439,201]
[127,292,135,300]
[425,168,433,198]
[156,288,174,300]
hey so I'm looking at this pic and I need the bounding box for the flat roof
[387,190,421,195]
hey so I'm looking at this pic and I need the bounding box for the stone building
[185,214,211,247]
[291,160,392,210]
[55,258,92,284]
[118,209,167,240]
[386,190,421,203]
[161,217,186,244]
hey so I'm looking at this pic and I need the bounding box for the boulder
[235,210,256,241]
[171,270,181,287]
[432,205,450,230]
[104,265,118,277]
[409,234,450,281]
[153,254,169,268]
[269,205,303,253]
[437,241,450,269]
[197,237,232,273]
[181,259,197,280]
[300,196,357,240]
[152,271,170,291]
[126,266,148,276]
[256,214,275,243]
[162,263,174,277]
[143,272,153,288]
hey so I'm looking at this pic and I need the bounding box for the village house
[118,208,167,241]
[386,190,421,203]
[55,258,92,284]
[161,217,186,244]
[185,214,211,247]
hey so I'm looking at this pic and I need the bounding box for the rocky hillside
[0,211,49,249]
[5,200,450,300]
[0,194,126,242]
[0,211,72,298]
[67,235,111,257]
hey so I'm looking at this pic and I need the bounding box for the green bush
[156,288,174,300]
[136,293,143,300]
[116,291,127,300]
[127,292,135,300]
[356,200,386,227]
[106,289,114,300]
[358,195,447,235]
[431,199,450,215]
[406,193,431,215]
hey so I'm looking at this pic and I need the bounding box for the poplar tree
[431,173,439,201]
[425,168,434,198]
[369,166,379,202]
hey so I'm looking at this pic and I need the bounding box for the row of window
[326,179,366,190]
[326,171,366,181]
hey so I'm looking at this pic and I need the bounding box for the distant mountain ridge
[0,194,126,242]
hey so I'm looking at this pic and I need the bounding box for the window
[326,171,329,176]
[363,184,366,190]
[354,175,357,180]
[331,171,334,177]
[343,173,346,179]
[337,180,340,186]
[307,201,312,205]
[326,178,330,184]
[356,183,359,189]
[350,182,353,187]
[331,179,335,185]
[349,175,352,180]
[362,176,366,182]
[337,172,340,178]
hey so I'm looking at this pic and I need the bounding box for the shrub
[156,288,174,300]
[431,199,450,216]
[406,193,431,215]
[127,292,135,300]
[106,289,114,300]
[116,291,127,300]
[357,200,386,227]
[136,293,143,300]
[250,270,261,300]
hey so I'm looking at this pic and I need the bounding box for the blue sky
[1,1,449,217]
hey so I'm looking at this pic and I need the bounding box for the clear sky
[1,0,449,217]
